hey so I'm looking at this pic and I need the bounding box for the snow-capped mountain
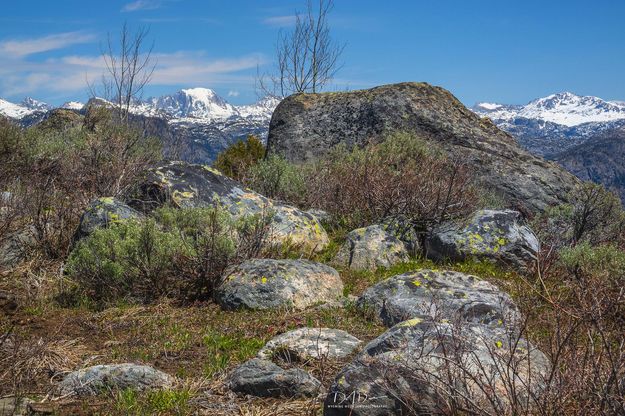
[1,89,279,163]
[146,88,237,121]
[473,92,625,157]
[0,97,50,120]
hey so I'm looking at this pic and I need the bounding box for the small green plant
[202,330,265,377]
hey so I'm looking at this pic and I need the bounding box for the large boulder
[127,161,328,253]
[425,209,539,273]
[73,197,143,242]
[258,328,362,362]
[266,82,580,213]
[357,269,519,328]
[334,225,409,271]
[56,364,173,397]
[227,358,321,398]
[215,259,344,311]
[324,319,550,415]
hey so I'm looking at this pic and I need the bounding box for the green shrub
[247,154,306,202]
[559,242,625,279]
[66,206,270,305]
[65,219,187,303]
[212,135,265,181]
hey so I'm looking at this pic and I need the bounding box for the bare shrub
[303,133,479,232]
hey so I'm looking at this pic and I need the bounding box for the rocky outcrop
[127,161,328,252]
[56,364,173,397]
[73,197,143,242]
[334,225,409,271]
[324,319,550,415]
[227,358,321,398]
[257,328,362,361]
[215,259,343,311]
[267,82,580,213]
[425,209,540,273]
[357,269,519,328]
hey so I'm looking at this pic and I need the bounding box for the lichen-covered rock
[127,161,328,252]
[73,197,143,242]
[324,319,550,416]
[267,82,580,214]
[425,209,540,273]
[357,269,519,328]
[258,328,362,361]
[334,225,409,271]
[380,215,421,256]
[0,226,37,270]
[215,259,344,311]
[56,364,173,397]
[228,358,321,398]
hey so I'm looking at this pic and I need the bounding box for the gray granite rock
[325,319,550,415]
[228,358,321,398]
[215,259,344,311]
[56,364,173,397]
[426,209,540,273]
[258,328,362,361]
[357,269,520,328]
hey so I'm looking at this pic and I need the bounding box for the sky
[0,0,624,107]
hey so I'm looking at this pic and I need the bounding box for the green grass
[114,388,192,416]
[202,330,266,377]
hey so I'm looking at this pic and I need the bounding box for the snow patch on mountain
[474,92,625,127]
[0,97,50,119]
[61,101,84,110]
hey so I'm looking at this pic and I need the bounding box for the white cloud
[0,32,96,58]
[262,15,297,27]
[228,90,240,97]
[0,50,267,98]
[122,0,162,12]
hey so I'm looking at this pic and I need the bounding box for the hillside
[554,127,625,202]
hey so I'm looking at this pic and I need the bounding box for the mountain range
[0,88,280,162]
[472,92,625,157]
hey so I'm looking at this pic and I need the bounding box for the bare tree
[259,0,344,97]
[89,22,156,124]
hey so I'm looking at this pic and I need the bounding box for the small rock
[0,226,37,270]
[425,209,539,273]
[56,364,173,397]
[215,259,344,311]
[381,215,421,255]
[306,208,332,223]
[324,319,550,416]
[334,225,409,271]
[73,197,143,242]
[228,358,321,398]
[357,269,520,328]
[258,328,362,361]
[0,397,34,416]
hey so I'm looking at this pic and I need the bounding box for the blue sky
[1,0,624,106]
